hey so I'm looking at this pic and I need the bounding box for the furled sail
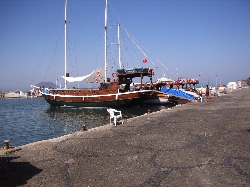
[61,69,105,83]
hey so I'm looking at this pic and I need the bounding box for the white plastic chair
[107,108,123,126]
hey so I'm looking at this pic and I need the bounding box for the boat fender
[95,77,100,83]
[96,71,101,76]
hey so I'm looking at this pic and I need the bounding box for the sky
[0,0,249,91]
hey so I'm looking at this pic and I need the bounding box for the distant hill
[35,82,57,89]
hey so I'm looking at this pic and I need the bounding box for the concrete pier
[1,88,250,186]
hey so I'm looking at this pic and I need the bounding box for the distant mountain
[35,82,57,89]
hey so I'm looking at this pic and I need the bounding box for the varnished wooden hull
[42,90,155,108]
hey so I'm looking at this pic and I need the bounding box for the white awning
[61,69,105,83]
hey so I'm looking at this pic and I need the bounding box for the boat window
[100,83,111,89]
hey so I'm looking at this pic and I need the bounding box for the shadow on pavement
[0,156,42,187]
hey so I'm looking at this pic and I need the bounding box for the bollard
[147,109,151,114]
[81,125,87,131]
[3,140,9,149]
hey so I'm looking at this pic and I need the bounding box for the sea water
[0,97,172,147]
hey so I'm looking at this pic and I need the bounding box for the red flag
[143,58,147,63]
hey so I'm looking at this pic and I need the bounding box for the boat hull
[4,91,27,98]
[44,97,147,108]
[142,97,169,105]
[4,94,21,98]
[142,91,179,105]
[42,90,155,108]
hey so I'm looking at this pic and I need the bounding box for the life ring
[96,71,100,76]
[95,77,100,83]
[112,72,116,77]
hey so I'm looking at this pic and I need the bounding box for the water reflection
[44,104,174,133]
[44,107,109,132]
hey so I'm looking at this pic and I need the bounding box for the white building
[227,82,237,89]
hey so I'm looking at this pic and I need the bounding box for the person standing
[206,85,210,102]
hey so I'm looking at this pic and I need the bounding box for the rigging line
[138,43,177,79]
[109,1,123,26]
[123,28,148,58]
[30,16,60,86]
[123,27,160,70]
[139,41,172,73]
[124,27,160,68]
[119,26,137,68]
[31,1,64,86]
[122,26,176,78]
[109,1,171,74]
[94,24,103,68]
[109,1,129,67]
[67,2,79,77]
[109,2,140,68]
[110,2,175,79]
[44,26,64,82]
[67,30,76,75]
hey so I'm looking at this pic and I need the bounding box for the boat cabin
[115,67,154,90]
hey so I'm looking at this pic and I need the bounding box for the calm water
[0,97,173,147]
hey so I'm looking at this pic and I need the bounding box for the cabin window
[101,84,112,89]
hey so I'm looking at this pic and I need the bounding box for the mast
[64,0,68,89]
[118,23,122,68]
[104,0,108,82]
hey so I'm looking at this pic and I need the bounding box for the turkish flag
[143,58,147,63]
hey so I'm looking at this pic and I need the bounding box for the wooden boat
[41,0,156,108]
[42,67,156,107]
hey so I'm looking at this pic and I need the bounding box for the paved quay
[1,88,250,187]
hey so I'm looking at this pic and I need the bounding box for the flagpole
[216,75,217,87]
